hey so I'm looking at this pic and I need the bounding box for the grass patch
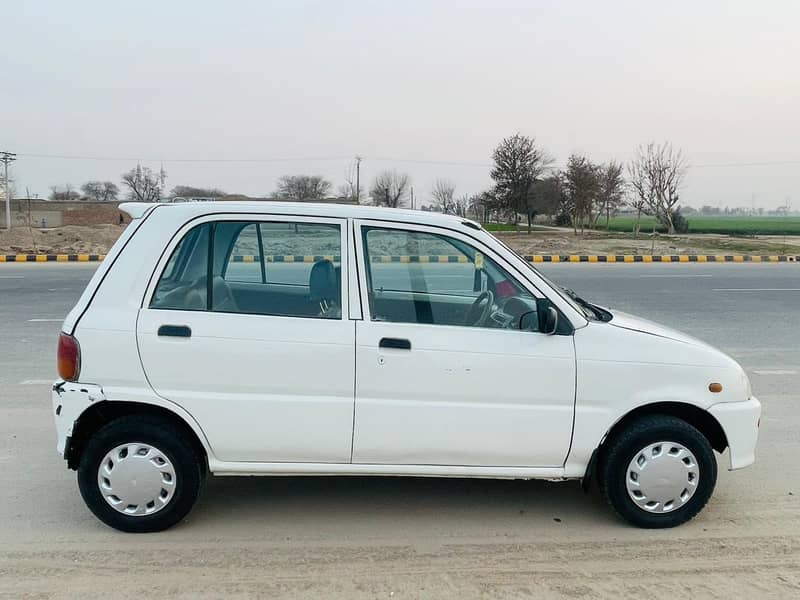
[603,215,800,235]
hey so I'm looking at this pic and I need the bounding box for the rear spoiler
[118,202,159,219]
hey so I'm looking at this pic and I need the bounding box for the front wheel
[599,415,717,528]
[77,415,204,532]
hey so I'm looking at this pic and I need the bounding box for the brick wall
[1,199,131,227]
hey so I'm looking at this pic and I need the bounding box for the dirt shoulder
[1,223,799,256]
[0,224,127,255]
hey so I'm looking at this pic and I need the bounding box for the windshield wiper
[561,288,612,321]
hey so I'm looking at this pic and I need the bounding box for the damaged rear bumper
[52,381,105,459]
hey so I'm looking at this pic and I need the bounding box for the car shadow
[186,475,617,532]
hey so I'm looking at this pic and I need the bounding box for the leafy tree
[274,175,332,201]
[563,155,601,233]
[490,133,553,232]
[531,174,566,223]
[595,161,626,229]
[81,181,119,202]
[370,170,410,208]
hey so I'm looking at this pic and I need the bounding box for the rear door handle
[379,337,411,350]
[158,325,192,338]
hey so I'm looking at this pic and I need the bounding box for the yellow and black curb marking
[1,253,798,264]
[0,254,106,262]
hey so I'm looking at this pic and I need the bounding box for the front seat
[309,259,340,317]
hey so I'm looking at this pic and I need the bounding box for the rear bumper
[52,381,105,459]
[709,396,761,470]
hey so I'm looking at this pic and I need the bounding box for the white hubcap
[97,443,177,516]
[626,441,699,513]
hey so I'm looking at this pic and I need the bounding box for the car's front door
[352,221,576,467]
[136,215,355,463]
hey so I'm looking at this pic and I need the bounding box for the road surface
[1,263,798,598]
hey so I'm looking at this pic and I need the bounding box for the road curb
[1,253,798,264]
[1,254,106,262]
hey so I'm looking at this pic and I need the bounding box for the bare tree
[490,133,554,232]
[370,170,410,208]
[594,161,626,229]
[431,179,457,213]
[628,142,688,234]
[467,191,495,223]
[81,181,119,202]
[274,175,332,201]
[564,155,601,233]
[121,165,162,202]
[338,160,363,203]
[49,184,81,201]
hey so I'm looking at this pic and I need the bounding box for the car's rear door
[352,220,576,467]
[136,214,355,464]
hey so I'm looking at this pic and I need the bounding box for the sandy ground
[2,223,799,256]
[0,224,127,255]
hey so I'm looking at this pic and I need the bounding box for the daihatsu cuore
[52,201,760,532]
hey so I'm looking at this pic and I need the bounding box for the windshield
[491,235,596,320]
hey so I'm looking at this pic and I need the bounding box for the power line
[13,152,800,169]
[15,153,352,163]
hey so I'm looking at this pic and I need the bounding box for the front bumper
[52,381,105,458]
[709,396,761,470]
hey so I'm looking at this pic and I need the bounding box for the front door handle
[379,337,411,350]
[158,325,192,338]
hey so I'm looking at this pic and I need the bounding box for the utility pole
[410,186,415,210]
[354,155,362,204]
[1,151,17,230]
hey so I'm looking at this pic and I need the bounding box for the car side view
[52,201,761,532]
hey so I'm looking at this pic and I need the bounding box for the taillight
[57,333,81,381]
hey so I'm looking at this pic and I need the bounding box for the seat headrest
[309,259,338,302]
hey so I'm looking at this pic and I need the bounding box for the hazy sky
[2,0,798,208]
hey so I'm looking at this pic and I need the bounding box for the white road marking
[640,274,713,278]
[712,288,800,292]
[19,379,52,385]
[0,276,25,279]
[27,318,63,322]
[752,369,798,376]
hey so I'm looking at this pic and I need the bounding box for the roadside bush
[554,213,572,227]
[671,209,690,234]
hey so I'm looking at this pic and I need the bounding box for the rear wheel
[599,415,717,528]
[78,415,205,532]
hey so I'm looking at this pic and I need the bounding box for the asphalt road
[1,263,799,598]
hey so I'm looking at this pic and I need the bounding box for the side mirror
[536,298,559,335]
[518,300,559,334]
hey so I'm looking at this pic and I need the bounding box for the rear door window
[151,219,342,319]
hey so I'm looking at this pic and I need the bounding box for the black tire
[599,415,717,528]
[77,415,205,533]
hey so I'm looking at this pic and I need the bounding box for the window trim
[142,213,349,320]
[353,219,546,327]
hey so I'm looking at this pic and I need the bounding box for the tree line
[45,136,690,235]
[437,135,689,235]
[266,135,690,235]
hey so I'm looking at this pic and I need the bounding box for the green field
[603,215,800,236]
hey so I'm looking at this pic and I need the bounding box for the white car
[52,201,760,532]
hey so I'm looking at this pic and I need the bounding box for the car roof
[119,201,479,229]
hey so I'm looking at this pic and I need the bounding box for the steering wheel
[464,290,495,327]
